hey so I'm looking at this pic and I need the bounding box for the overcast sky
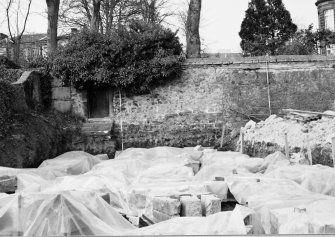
[0,0,319,53]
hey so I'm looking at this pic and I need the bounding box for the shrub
[0,81,16,137]
[52,21,184,94]
[0,56,20,69]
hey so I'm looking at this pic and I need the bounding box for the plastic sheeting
[131,163,194,186]
[269,199,335,234]
[260,151,290,173]
[193,152,263,181]
[265,164,335,196]
[0,151,102,192]
[126,204,254,235]
[39,148,205,216]
[41,173,132,214]
[0,191,135,236]
[38,151,101,176]
[226,176,335,234]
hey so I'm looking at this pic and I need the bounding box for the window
[324,9,335,31]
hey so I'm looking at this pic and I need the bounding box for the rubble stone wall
[112,56,335,150]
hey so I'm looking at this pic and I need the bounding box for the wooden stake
[285,132,289,160]
[306,125,312,165]
[119,90,124,151]
[332,136,335,168]
[266,61,272,116]
[240,128,244,154]
[220,124,226,148]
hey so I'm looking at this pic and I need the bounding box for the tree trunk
[91,0,102,33]
[13,41,20,64]
[186,0,201,59]
[46,0,60,55]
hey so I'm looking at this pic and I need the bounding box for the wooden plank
[285,133,289,160]
[283,109,335,117]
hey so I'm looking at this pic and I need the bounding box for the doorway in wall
[87,89,112,118]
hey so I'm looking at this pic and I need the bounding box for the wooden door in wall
[88,89,110,118]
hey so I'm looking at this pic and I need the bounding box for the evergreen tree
[239,0,297,56]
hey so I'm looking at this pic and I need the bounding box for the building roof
[0,33,8,40]
[0,32,73,45]
[316,0,335,6]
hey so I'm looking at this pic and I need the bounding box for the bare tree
[6,0,32,63]
[91,0,103,32]
[186,0,201,58]
[46,0,60,54]
[58,0,172,34]
[136,0,172,25]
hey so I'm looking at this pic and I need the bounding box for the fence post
[240,128,244,154]
[220,124,226,148]
[266,61,272,116]
[307,125,312,165]
[332,137,335,168]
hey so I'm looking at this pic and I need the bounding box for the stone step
[81,121,113,136]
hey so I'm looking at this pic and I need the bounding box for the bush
[0,56,20,69]
[26,56,49,69]
[52,21,184,94]
[0,81,16,137]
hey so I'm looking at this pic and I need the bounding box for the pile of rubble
[242,113,335,166]
[0,146,334,235]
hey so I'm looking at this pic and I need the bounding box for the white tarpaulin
[265,164,335,196]
[226,176,335,234]
[269,199,335,234]
[38,151,101,176]
[126,205,254,235]
[193,151,263,181]
[0,191,135,236]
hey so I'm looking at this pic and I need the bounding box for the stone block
[52,87,71,100]
[201,194,221,216]
[152,210,179,223]
[0,176,17,193]
[152,197,181,216]
[53,100,72,113]
[180,196,202,217]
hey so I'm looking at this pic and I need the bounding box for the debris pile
[243,113,335,166]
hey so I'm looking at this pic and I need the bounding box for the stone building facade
[316,0,335,54]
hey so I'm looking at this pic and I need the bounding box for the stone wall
[12,71,42,110]
[53,55,335,151]
[51,78,87,117]
[112,56,335,150]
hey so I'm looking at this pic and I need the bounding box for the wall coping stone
[184,55,335,66]
[12,70,40,85]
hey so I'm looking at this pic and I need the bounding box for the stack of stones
[152,193,221,223]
